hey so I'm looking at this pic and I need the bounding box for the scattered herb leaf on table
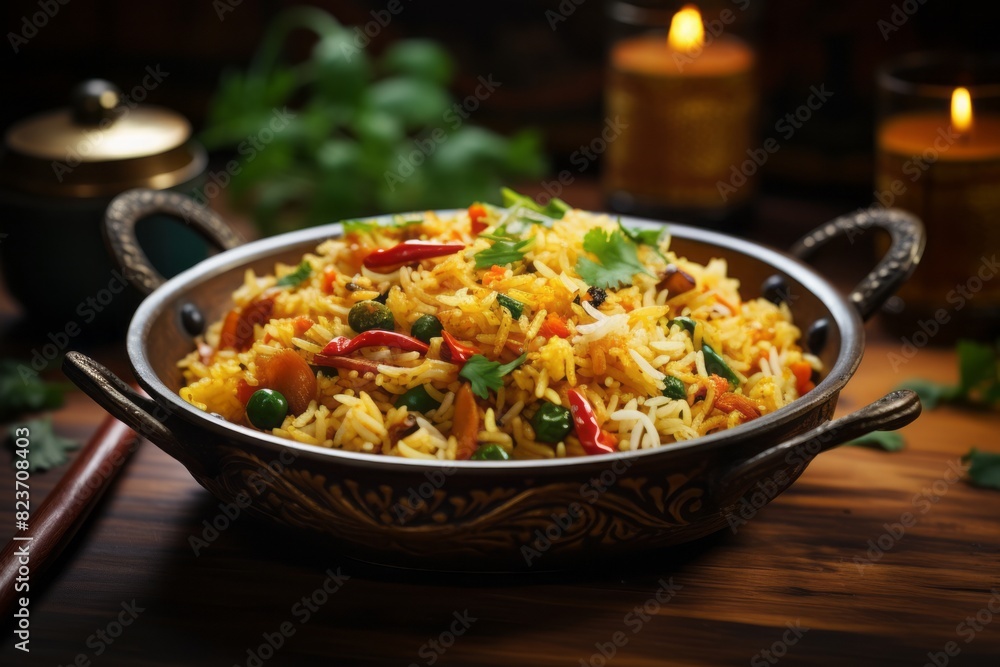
[847,431,906,452]
[6,417,80,472]
[962,448,1000,490]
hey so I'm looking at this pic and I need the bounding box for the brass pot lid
[1,79,206,198]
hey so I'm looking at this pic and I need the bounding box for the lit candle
[875,86,1000,323]
[604,4,757,220]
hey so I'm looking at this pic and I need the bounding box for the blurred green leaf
[312,31,372,104]
[503,130,547,176]
[365,77,451,129]
[0,360,70,422]
[6,417,79,472]
[380,39,453,85]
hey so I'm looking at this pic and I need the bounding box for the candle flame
[951,87,973,134]
[668,4,704,54]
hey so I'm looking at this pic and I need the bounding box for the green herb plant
[896,339,1000,489]
[895,340,1000,409]
[202,7,545,236]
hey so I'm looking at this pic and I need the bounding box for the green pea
[348,300,394,332]
[531,401,573,444]
[703,343,740,388]
[668,316,697,335]
[496,294,524,319]
[394,385,441,413]
[471,444,511,460]
[246,388,288,430]
[662,376,687,401]
[411,314,443,343]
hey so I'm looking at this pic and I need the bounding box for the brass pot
[0,79,207,337]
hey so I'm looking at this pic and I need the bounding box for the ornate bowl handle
[790,208,925,321]
[62,352,215,478]
[715,390,921,505]
[103,188,244,297]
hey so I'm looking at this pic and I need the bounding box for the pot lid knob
[71,79,122,125]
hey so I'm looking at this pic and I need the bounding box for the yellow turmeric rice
[178,196,821,460]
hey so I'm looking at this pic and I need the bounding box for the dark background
[2,0,995,204]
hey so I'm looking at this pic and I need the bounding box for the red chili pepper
[441,331,479,364]
[320,330,429,356]
[363,241,465,270]
[567,389,617,455]
[312,355,382,374]
[468,203,488,234]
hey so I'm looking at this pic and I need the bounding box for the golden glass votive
[604,3,758,225]
[875,53,1000,336]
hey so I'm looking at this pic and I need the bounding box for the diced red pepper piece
[236,378,256,405]
[468,203,488,234]
[440,331,479,364]
[363,241,465,270]
[320,330,429,357]
[220,296,274,351]
[567,389,617,455]
[321,267,338,294]
[539,313,570,339]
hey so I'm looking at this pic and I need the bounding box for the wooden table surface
[1,200,999,666]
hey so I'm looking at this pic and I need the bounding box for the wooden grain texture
[0,414,137,615]
[1,334,997,667]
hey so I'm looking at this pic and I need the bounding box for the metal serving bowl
[64,189,925,571]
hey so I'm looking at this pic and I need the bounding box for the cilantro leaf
[501,187,570,219]
[847,431,906,452]
[0,360,70,422]
[343,219,376,236]
[575,228,652,289]
[275,260,312,288]
[474,238,533,269]
[343,216,423,238]
[6,417,80,472]
[962,448,1000,490]
[459,353,528,399]
[618,219,668,250]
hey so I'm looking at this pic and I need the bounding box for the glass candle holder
[603,1,758,229]
[875,53,1000,338]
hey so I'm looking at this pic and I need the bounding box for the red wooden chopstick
[0,412,139,615]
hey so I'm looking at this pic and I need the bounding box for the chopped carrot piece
[468,203,488,234]
[453,384,480,460]
[539,313,570,339]
[791,361,815,396]
[482,264,506,287]
[293,316,314,336]
[321,267,337,294]
[257,349,317,415]
[715,393,761,421]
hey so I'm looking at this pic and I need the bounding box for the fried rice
[177,197,821,460]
